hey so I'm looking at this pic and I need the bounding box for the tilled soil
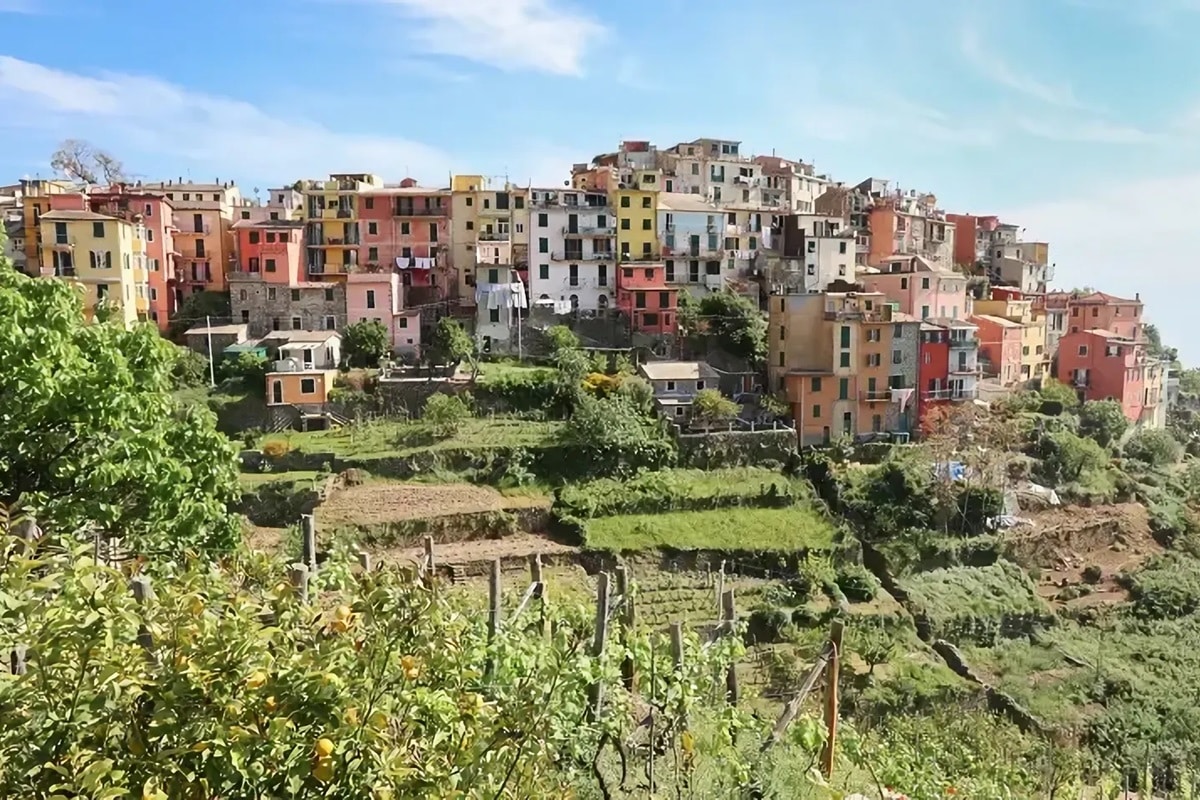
[316,482,549,526]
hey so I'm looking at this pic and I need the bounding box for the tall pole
[205,314,216,387]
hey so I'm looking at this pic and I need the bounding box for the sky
[0,0,1196,359]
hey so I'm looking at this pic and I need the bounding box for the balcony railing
[562,225,616,236]
[551,251,614,262]
[861,390,892,402]
[950,364,982,375]
[478,231,511,242]
[923,387,978,401]
[393,206,445,217]
[336,208,353,219]
[949,337,979,349]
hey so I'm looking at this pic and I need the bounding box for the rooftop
[658,192,716,213]
[184,323,249,336]
[970,314,1023,328]
[39,209,119,222]
[638,361,719,382]
[260,330,342,345]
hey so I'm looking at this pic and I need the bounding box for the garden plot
[316,481,549,527]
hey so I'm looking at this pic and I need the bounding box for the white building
[659,138,765,207]
[528,188,616,313]
[754,156,833,214]
[658,193,725,297]
[794,214,856,290]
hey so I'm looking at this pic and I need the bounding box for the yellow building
[39,210,149,327]
[973,296,1048,381]
[615,169,662,263]
[450,175,529,305]
[293,173,382,281]
[19,179,76,272]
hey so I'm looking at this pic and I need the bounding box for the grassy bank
[585,506,834,552]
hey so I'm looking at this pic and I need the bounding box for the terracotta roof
[39,209,118,222]
[970,314,1022,328]
[1073,291,1138,305]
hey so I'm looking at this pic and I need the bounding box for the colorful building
[451,175,529,307]
[615,175,661,264]
[19,179,76,274]
[1056,329,1164,425]
[263,331,343,412]
[973,289,1048,382]
[657,192,725,296]
[865,191,954,268]
[858,254,969,321]
[358,179,451,305]
[970,313,1024,386]
[917,319,981,428]
[346,271,421,358]
[1063,291,1143,341]
[615,262,676,336]
[296,173,381,281]
[140,180,241,300]
[769,291,917,445]
[528,187,616,312]
[38,209,149,327]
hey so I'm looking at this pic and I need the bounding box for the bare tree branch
[49,139,125,185]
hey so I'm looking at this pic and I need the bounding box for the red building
[615,261,677,335]
[970,313,1023,385]
[230,219,305,283]
[1063,291,1142,340]
[946,213,999,268]
[358,179,451,299]
[1056,330,1150,422]
[917,318,981,431]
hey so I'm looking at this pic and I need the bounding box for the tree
[1078,399,1129,449]
[219,350,269,390]
[676,291,700,338]
[545,324,579,355]
[1038,378,1080,411]
[427,317,473,370]
[171,345,210,389]
[168,290,231,341]
[1035,430,1108,484]
[692,388,739,426]
[698,292,767,363]
[422,392,472,438]
[49,138,126,184]
[1144,323,1179,363]
[341,319,390,368]
[0,264,240,555]
[560,394,676,478]
[1124,427,1183,467]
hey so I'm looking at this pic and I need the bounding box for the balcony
[949,337,979,349]
[336,208,353,219]
[861,390,892,402]
[478,231,511,242]
[823,308,890,323]
[562,225,616,236]
[666,246,723,259]
[393,206,445,217]
[923,387,978,401]
[551,251,614,262]
[478,205,513,217]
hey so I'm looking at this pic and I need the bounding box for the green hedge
[556,467,809,519]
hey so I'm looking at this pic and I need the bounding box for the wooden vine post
[721,589,738,705]
[423,536,436,585]
[820,619,844,779]
[585,572,611,723]
[615,565,636,692]
[300,514,317,573]
[486,558,501,678]
[529,553,549,640]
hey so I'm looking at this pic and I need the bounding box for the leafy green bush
[171,346,210,389]
[835,563,880,602]
[1032,429,1108,485]
[842,452,936,539]
[558,393,675,479]
[556,467,807,518]
[1128,554,1200,619]
[1078,399,1129,449]
[1125,428,1183,467]
[901,562,1049,644]
[422,392,472,438]
[477,367,559,413]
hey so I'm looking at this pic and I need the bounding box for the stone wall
[231,277,347,337]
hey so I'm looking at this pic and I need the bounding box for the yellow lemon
[188,597,205,617]
[345,707,360,726]
[129,735,145,756]
[312,757,335,784]
[330,619,349,634]
[334,604,353,621]
[400,655,420,681]
[315,737,335,758]
[264,696,278,713]
[372,788,394,800]
[190,741,209,753]
[368,711,388,731]
[246,671,268,690]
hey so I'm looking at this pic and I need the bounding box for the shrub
[836,563,880,603]
[1081,565,1103,584]
[423,392,472,438]
[1124,428,1183,467]
[1078,399,1129,449]
[545,324,580,354]
[261,439,292,459]
[477,367,558,413]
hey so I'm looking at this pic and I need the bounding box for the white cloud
[1015,117,1162,143]
[0,56,454,183]
[796,96,997,147]
[998,173,1200,362]
[959,26,1095,111]
[368,0,605,76]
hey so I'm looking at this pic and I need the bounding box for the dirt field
[1003,502,1160,609]
[316,482,549,526]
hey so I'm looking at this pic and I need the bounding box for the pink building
[346,271,421,357]
[1056,330,1151,422]
[1064,291,1142,341]
[970,313,1023,385]
[859,254,969,321]
[358,179,450,300]
[230,219,305,283]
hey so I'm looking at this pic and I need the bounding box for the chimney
[178,177,183,184]
[1135,292,1140,301]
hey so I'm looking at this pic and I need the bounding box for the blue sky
[1,0,1198,359]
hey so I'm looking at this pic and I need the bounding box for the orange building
[141,179,242,300]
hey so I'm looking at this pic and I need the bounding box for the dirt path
[317,482,549,526]
[383,532,577,568]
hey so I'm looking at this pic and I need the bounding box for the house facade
[346,271,421,357]
[858,255,969,321]
[38,209,149,327]
[637,361,720,420]
[528,187,616,312]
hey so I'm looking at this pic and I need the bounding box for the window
[1078,345,1088,356]
[598,264,608,286]
[666,381,676,391]
[569,264,579,287]
[271,317,280,330]
[866,328,880,343]
[1022,345,1030,356]
[843,412,853,434]
[921,305,930,318]
[465,196,473,207]
[366,290,376,309]
[291,316,302,329]
[239,289,247,301]
[642,197,651,208]
[642,218,652,230]
[398,317,408,329]
[487,268,499,284]
[812,404,821,419]
[265,232,276,243]
[247,230,260,245]
[268,287,277,300]
[892,350,902,365]
[811,377,821,392]
[621,219,631,230]
[839,241,847,254]
[324,316,336,330]
[400,222,411,235]
[635,292,646,309]
[839,352,851,368]
[514,195,524,209]
[623,268,633,279]
[659,291,669,308]
[538,213,548,227]
[489,308,500,323]
[839,325,851,348]
[838,378,849,400]
[265,258,276,272]
[620,196,630,208]
[539,237,549,253]
[780,325,786,341]
[324,288,334,302]
[779,352,785,367]
[368,222,378,235]
[539,264,549,280]
[147,229,154,242]
[92,221,105,238]
[368,246,378,261]
[867,354,881,367]
[300,378,316,394]
[291,289,301,301]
